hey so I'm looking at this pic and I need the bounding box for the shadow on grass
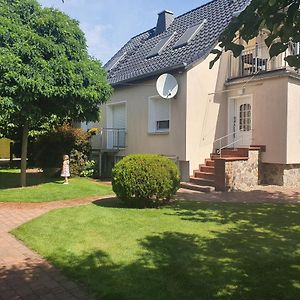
[9,203,300,299]
[165,201,300,226]
[0,171,58,189]
[93,198,125,208]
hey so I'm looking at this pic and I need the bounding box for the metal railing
[93,128,126,150]
[214,130,251,158]
[229,43,300,79]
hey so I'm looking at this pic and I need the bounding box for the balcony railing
[228,43,300,79]
[91,128,126,151]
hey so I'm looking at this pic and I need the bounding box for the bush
[112,154,180,207]
[80,160,96,177]
[34,124,91,175]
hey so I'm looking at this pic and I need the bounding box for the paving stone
[0,196,106,299]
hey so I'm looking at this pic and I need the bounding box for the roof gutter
[110,62,187,87]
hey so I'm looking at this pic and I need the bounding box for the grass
[13,200,300,300]
[0,169,112,202]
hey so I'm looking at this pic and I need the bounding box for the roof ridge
[173,0,223,20]
[129,0,233,41]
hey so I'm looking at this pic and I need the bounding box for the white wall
[287,78,300,164]
[101,72,188,161]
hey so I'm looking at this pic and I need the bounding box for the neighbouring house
[89,0,300,191]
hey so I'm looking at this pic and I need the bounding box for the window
[173,19,207,49]
[239,104,251,131]
[106,102,127,149]
[156,120,169,130]
[146,32,176,58]
[148,97,170,133]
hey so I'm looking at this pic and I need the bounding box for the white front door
[234,97,253,147]
[228,96,253,147]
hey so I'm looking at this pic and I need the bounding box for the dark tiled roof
[105,0,250,86]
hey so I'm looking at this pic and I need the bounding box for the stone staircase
[180,147,263,193]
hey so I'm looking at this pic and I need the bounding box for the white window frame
[106,101,127,130]
[106,101,127,149]
[148,95,171,134]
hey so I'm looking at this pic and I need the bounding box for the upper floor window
[148,96,170,133]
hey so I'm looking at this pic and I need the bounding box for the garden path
[0,196,103,300]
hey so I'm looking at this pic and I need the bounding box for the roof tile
[105,0,250,86]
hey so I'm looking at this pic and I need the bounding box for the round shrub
[112,154,180,207]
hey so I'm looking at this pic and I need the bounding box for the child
[61,155,70,184]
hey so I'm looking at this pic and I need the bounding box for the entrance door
[228,96,253,147]
[233,97,253,147]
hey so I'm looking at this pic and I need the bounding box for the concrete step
[190,177,215,187]
[194,171,215,181]
[180,182,215,193]
[199,165,215,173]
[204,159,215,167]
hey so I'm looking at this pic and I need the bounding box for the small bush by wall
[112,154,180,207]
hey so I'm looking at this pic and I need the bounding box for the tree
[0,0,112,186]
[210,0,300,68]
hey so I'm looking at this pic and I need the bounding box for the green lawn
[13,200,300,300]
[0,169,112,202]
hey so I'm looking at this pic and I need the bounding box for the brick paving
[0,196,109,300]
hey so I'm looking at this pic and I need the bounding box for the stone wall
[261,163,300,187]
[224,150,260,191]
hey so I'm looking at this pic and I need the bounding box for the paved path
[0,196,106,300]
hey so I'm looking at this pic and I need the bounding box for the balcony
[228,43,300,80]
[91,128,126,151]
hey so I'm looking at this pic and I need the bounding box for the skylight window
[146,32,176,59]
[105,52,127,71]
[173,19,207,49]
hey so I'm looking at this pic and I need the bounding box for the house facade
[90,0,300,190]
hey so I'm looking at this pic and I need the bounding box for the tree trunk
[20,121,29,187]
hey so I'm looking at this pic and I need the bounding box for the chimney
[156,10,174,35]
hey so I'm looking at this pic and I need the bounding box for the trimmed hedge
[112,154,180,207]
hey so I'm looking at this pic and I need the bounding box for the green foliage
[0,0,112,185]
[112,154,180,207]
[0,0,112,125]
[34,124,90,172]
[69,149,86,176]
[210,0,300,69]
[80,160,96,177]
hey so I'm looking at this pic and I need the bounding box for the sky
[38,0,210,64]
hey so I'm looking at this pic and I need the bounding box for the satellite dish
[156,73,178,99]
